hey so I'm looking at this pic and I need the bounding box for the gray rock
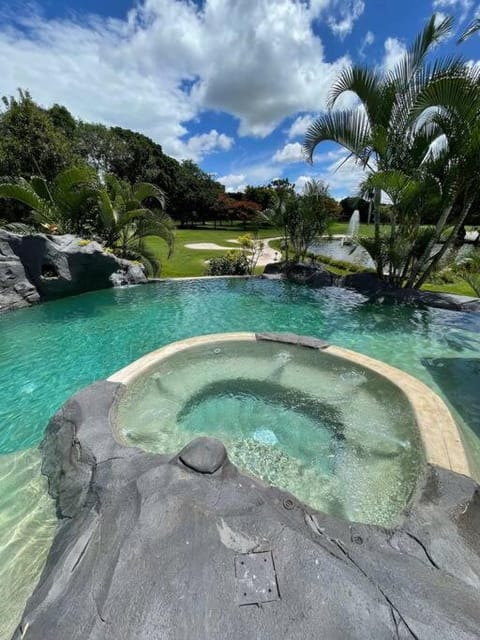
[13,379,480,640]
[263,262,333,287]
[0,234,40,312]
[340,272,386,295]
[178,437,227,474]
[0,230,147,313]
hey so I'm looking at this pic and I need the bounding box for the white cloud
[0,0,354,154]
[287,114,317,139]
[382,37,407,73]
[359,30,374,58]
[177,129,234,161]
[273,142,305,164]
[217,174,247,192]
[295,147,369,197]
[327,0,365,39]
[432,0,473,22]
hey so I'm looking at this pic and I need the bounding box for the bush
[205,251,249,276]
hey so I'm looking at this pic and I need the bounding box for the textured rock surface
[0,230,146,312]
[0,233,40,311]
[13,380,480,639]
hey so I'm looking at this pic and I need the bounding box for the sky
[0,0,479,198]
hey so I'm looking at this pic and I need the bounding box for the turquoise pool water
[1,278,480,638]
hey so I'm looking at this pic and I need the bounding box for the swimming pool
[1,278,480,638]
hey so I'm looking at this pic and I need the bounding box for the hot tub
[110,332,469,526]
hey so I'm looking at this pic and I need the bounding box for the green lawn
[146,225,283,278]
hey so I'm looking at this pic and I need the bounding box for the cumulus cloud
[327,0,365,39]
[287,114,317,139]
[178,129,234,161]
[217,174,247,192]
[273,142,305,164]
[0,0,355,159]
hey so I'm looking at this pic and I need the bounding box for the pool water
[115,339,422,524]
[1,278,480,638]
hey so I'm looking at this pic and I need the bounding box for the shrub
[205,251,249,276]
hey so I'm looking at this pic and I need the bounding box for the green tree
[304,15,480,287]
[96,175,175,276]
[0,90,72,181]
[0,165,98,234]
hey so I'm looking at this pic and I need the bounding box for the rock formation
[0,231,147,313]
[13,379,480,639]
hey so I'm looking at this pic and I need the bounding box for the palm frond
[303,109,372,163]
[328,66,382,120]
[132,182,166,209]
[0,180,52,218]
[458,17,480,43]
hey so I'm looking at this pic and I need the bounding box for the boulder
[0,231,147,312]
[263,261,333,287]
[0,233,40,312]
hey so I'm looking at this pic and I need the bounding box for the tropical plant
[96,174,175,276]
[304,14,480,288]
[0,165,98,233]
[237,233,265,274]
[453,249,480,296]
[205,251,249,276]
[265,179,334,262]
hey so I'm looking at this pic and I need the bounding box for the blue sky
[0,0,479,198]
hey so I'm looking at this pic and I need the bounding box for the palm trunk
[414,197,474,288]
[405,203,453,288]
[373,187,383,279]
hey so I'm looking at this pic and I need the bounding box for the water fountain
[347,209,360,238]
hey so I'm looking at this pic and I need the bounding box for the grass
[146,225,282,278]
[421,281,477,297]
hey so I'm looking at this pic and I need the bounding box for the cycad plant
[96,175,175,276]
[0,165,98,233]
[304,14,480,288]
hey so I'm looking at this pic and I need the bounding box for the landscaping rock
[340,272,386,295]
[13,379,480,640]
[263,261,333,287]
[0,233,40,312]
[0,230,147,312]
[178,437,227,474]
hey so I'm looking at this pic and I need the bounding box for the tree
[304,15,480,288]
[287,180,334,261]
[0,165,98,234]
[170,160,223,226]
[266,179,334,261]
[96,175,175,276]
[0,90,72,181]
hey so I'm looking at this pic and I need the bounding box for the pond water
[308,238,375,268]
[1,278,480,638]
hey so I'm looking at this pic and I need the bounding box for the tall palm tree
[303,14,479,287]
[96,174,175,276]
[0,165,98,233]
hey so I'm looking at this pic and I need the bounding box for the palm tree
[0,165,98,233]
[303,14,480,287]
[96,174,175,276]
